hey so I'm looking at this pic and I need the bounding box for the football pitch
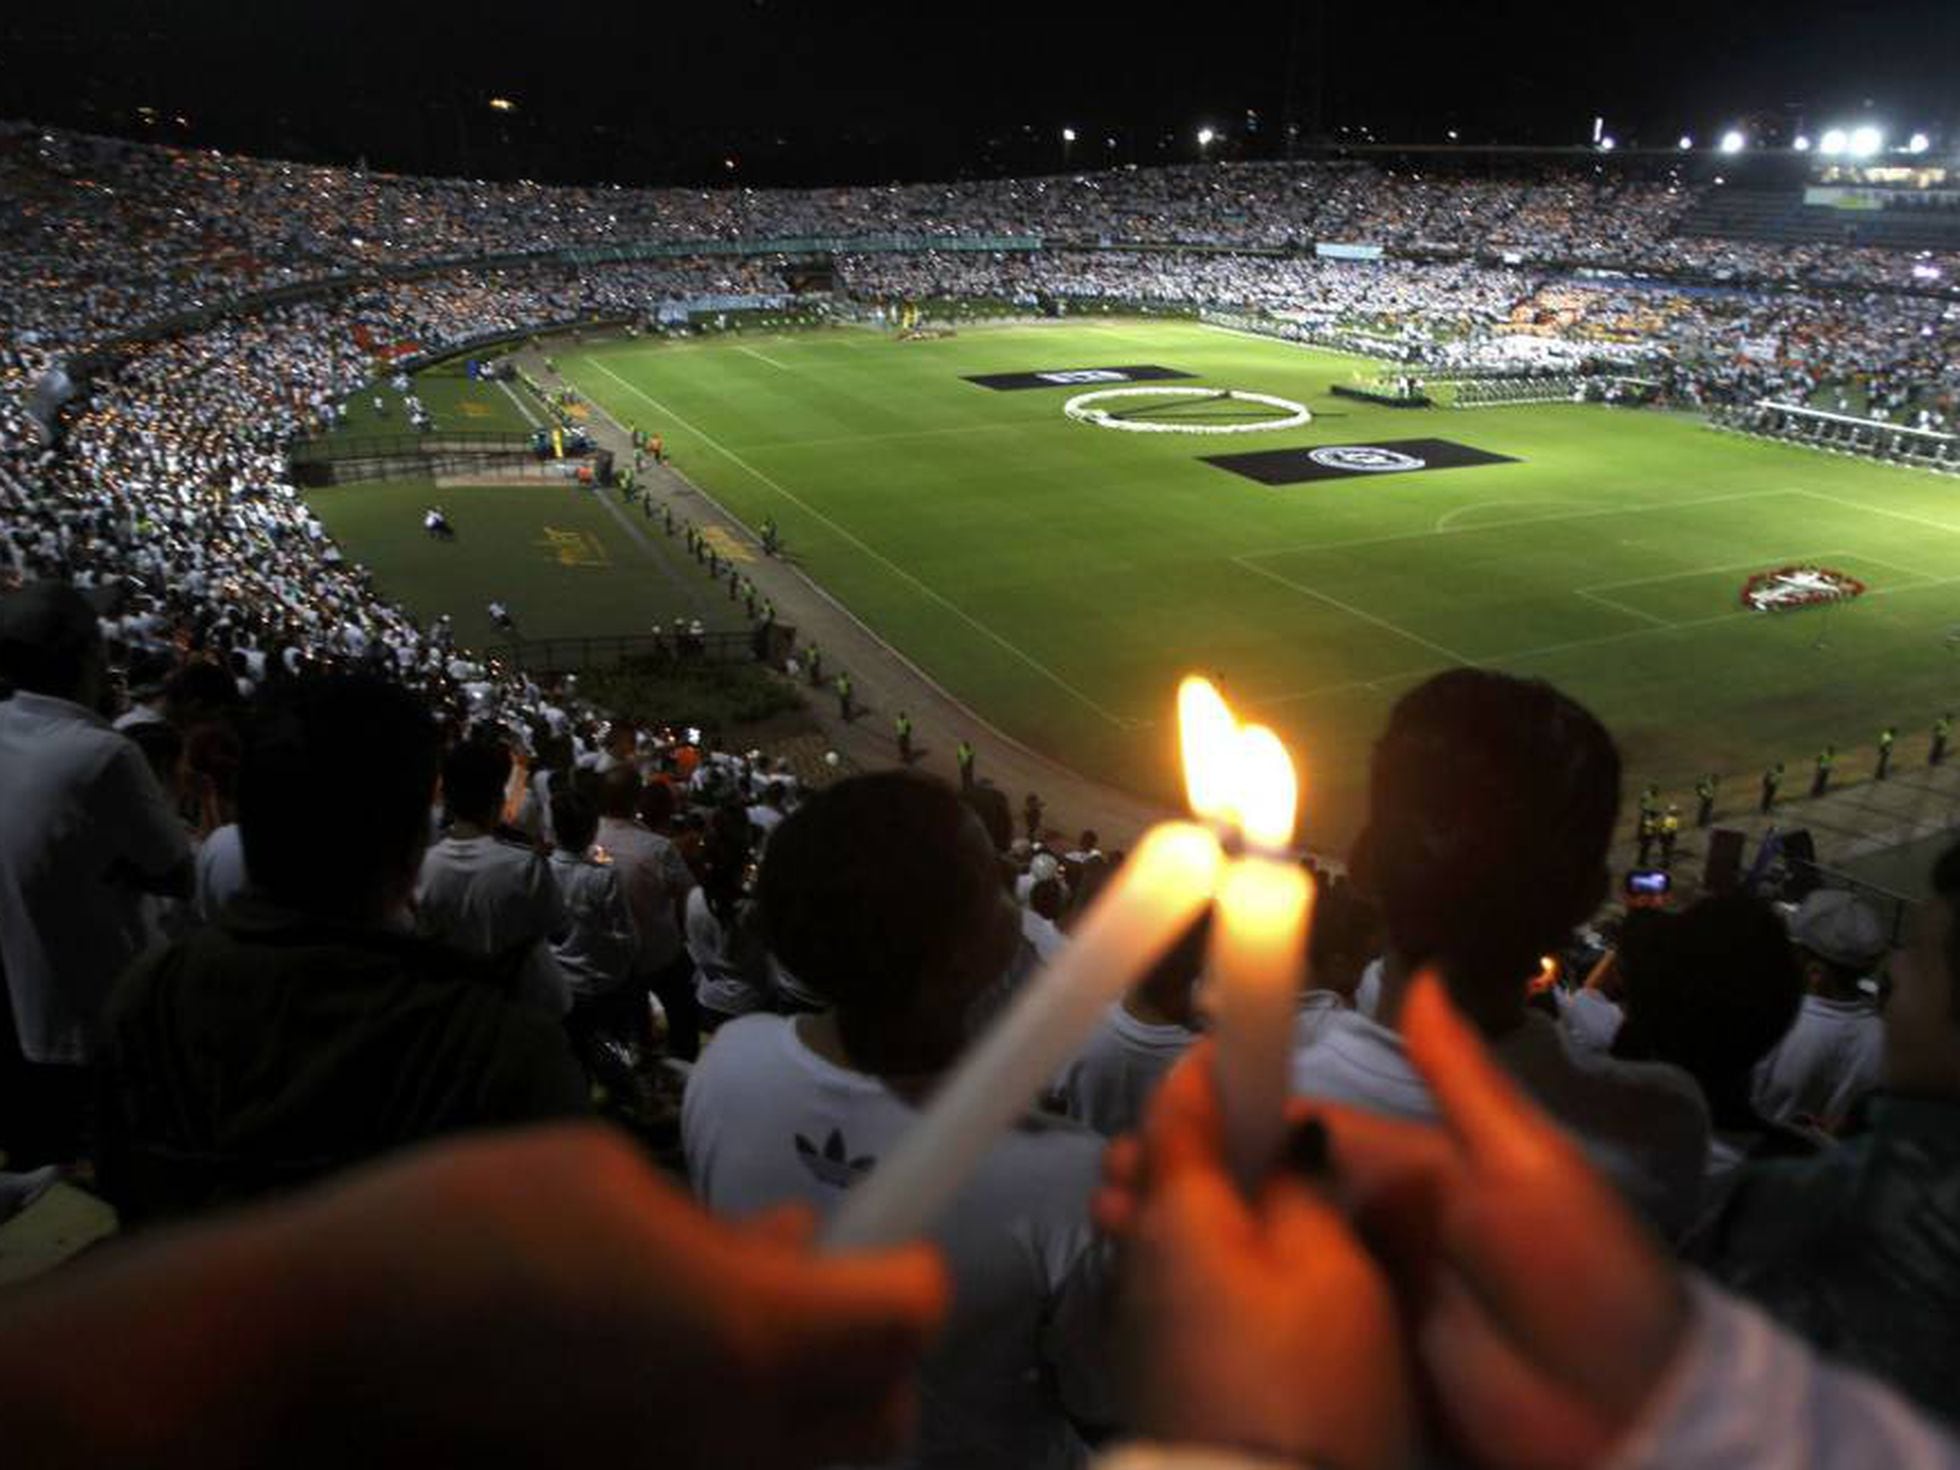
[326,318,1960,847]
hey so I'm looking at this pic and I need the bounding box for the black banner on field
[1202,438,1518,485]
[962,365,1195,391]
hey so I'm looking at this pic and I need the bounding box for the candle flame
[1177,676,1300,853]
[1178,676,1239,824]
[1235,724,1299,852]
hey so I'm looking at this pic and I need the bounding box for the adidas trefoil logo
[795,1128,876,1188]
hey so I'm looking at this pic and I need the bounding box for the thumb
[1401,971,1563,1175]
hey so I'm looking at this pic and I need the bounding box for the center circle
[1062,385,1313,435]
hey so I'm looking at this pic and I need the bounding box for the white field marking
[727,422,1010,454]
[495,378,542,428]
[1234,487,1804,564]
[734,344,790,370]
[1573,588,1674,627]
[1579,552,1866,598]
[1243,568,1960,707]
[1795,489,1960,539]
[582,356,1137,729]
[1434,500,1558,532]
[1233,555,1476,665]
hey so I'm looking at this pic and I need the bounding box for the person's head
[125,719,186,802]
[1078,829,1099,852]
[1349,669,1620,1026]
[550,789,600,857]
[441,737,512,828]
[597,764,642,820]
[1788,889,1887,1000]
[758,771,1020,1075]
[162,659,243,728]
[1028,877,1064,923]
[0,580,107,706]
[1132,908,1210,1027]
[238,675,439,922]
[1886,841,1960,1096]
[1610,892,1803,1127]
[636,778,677,831]
[1308,877,1384,1003]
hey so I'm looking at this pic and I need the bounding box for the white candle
[1211,858,1313,1192]
[823,820,1223,1251]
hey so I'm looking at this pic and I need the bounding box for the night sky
[3,0,1954,185]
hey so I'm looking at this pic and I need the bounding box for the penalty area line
[579,356,1138,730]
[735,344,791,370]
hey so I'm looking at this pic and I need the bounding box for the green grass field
[320,319,1960,847]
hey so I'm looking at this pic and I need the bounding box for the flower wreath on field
[1740,565,1867,613]
[1063,385,1313,434]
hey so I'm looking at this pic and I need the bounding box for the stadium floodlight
[1197,127,1216,148]
[1848,125,1883,158]
[1819,128,1848,156]
[1677,135,1693,150]
[1719,129,1746,154]
[487,97,516,113]
[1793,134,1812,151]
[1061,127,1076,143]
[1909,131,1930,154]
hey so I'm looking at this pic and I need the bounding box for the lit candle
[823,819,1223,1251]
[1179,685,1314,1194]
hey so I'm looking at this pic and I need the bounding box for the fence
[493,629,777,673]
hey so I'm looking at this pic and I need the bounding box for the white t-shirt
[1559,987,1626,1054]
[0,692,191,1063]
[1292,1007,1711,1238]
[414,833,570,1015]
[1020,906,1069,965]
[546,850,637,999]
[1752,994,1884,1129]
[684,1015,1111,1469]
[1353,955,1386,1019]
[194,822,250,923]
[685,886,765,1020]
[1053,1001,1197,1137]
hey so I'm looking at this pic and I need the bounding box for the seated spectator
[688,801,768,1030]
[1291,668,1710,1236]
[546,789,639,1050]
[0,581,190,1167]
[1021,876,1069,963]
[98,675,587,1224]
[1559,943,1628,1052]
[1752,888,1888,1131]
[1693,839,1960,1427]
[598,766,698,1057]
[1053,912,1206,1137]
[1608,893,1818,1189]
[684,771,1112,1468]
[415,736,570,1017]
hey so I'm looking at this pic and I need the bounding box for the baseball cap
[1789,888,1888,972]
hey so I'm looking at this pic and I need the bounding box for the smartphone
[1624,869,1671,903]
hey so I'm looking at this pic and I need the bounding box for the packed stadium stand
[7,120,1960,1469]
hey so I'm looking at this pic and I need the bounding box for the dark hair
[636,778,677,830]
[597,763,641,819]
[441,737,512,826]
[759,771,1004,1070]
[1028,877,1064,921]
[551,789,600,854]
[162,659,243,726]
[1352,669,1620,996]
[1309,877,1384,1000]
[0,581,101,698]
[239,675,438,918]
[1611,892,1803,1128]
[1932,841,1960,1021]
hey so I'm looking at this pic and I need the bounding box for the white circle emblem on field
[1062,385,1313,434]
[1307,445,1428,472]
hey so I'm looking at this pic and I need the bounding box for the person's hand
[1319,974,1690,1470]
[262,1124,950,1469]
[1094,1045,1414,1470]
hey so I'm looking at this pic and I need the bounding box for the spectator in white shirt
[1291,669,1710,1237]
[685,771,1112,1468]
[1752,888,1889,1132]
[689,802,767,1031]
[0,581,190,1166]
[546,789,638,1048]
[1020,876,1069,964]
[415,737,570,1017]
[1054,911,1205,1136]
[598,769,698,1057]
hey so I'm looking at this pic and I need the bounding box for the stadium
[5,3,1960,1462]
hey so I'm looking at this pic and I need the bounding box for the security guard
[1877,726,1896,781]
[807,642,823,688]
[895,711,913,764]
[957,739,976,792]
[1760,762,1784,813]
[1934,712,1953,766]
[1812,745,1835,799]
[836,672,854,722]
[1658,805,1681,868]
[1694,773,1717,829]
